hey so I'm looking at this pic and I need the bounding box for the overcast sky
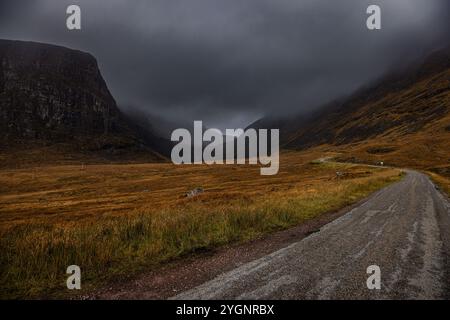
[0,0,449,130]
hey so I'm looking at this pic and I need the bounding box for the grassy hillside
[316,66,450,169]
[280,48,450,191]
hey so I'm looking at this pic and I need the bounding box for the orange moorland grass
[0,151,403,298]
[327,102,449,166]
[427,172,450,197]
[308,114,450,198]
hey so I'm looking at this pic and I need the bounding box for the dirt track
[173,171,450,299]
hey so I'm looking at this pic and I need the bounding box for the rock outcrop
[0,39,164,161]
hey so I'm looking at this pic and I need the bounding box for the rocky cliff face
[0,39,164,162]
[0,39,123,140]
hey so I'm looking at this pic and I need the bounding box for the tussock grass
[0,156,402,298]
[428,172,450,197]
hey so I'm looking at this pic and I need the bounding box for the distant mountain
[249,47,450,171]
[121,108,175,157]
[283,47,450,148]
[0,39,165,164]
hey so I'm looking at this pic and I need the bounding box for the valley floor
[0,151,402,298]
[173,171,450,300]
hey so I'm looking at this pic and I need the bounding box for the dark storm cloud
[0,0,449,130]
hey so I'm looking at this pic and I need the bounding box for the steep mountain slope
[284,48,450,151]
[257,47,450,171]
[121,108,175,158]
[0,40,165,165]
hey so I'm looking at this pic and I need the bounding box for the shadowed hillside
[249,48,450,173]
[0,40,166,166]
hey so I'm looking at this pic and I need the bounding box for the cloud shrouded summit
[0,0,449,130]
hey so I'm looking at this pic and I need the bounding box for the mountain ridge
[247,47,450,171]
[0,39,166,165]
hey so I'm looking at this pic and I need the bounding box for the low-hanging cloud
[0,0,449,130]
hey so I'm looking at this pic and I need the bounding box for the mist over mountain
[249,46,450,171]
[1,38,448,169]
[248,46,450,145]
[120,108,176,157]
[0,39,165,163]
[0,0,448,129]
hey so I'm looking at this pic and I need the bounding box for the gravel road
[173,171,450,299]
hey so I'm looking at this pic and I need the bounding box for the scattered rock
[335,171,344,178]
[186,188,204,198]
